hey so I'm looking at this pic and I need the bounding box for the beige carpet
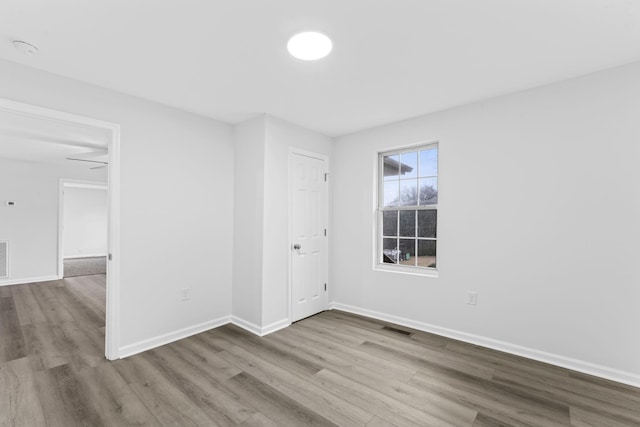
[63,256,107,277]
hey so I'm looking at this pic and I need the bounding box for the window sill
[374,263,439,278]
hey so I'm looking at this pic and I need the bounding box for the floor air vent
[382,325,412,336]
[0,240,8,278]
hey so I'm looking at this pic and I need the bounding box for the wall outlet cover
[467,291,478,305]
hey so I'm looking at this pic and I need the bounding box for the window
[378,143,438,271]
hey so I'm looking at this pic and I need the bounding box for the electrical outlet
[181,288,190,301]
[467,291,478,305]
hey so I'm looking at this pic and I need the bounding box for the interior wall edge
[328,302,640,388]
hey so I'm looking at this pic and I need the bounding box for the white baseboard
[329,302,640,388]
[118,314,291,360]
[0,275,59,287]
[230,316,262,335]
[261,318,291,336]
[118,315,231,359]
[64,253,108,259]
[231,316,290,336]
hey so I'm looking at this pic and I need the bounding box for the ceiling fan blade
[66,157,108,165]
[68,149,108,160]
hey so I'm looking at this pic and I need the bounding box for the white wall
[3,54,637,384]
[231,115,333,332]
[232,116,266,327]
[63,186,108,258]
[0,158,106,284]
[333,61,640,383]
[0,59,234,352]
[262,115,333,327]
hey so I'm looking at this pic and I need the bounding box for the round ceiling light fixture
[12,40,39,56]
[287,32,332,61]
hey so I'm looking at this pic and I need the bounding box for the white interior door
[291,152,328,322]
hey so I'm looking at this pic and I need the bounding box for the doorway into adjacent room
[0,98,121,359]
[59,180,109,278]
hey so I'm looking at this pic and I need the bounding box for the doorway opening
[0,98,121,359]
[59,180,109,279]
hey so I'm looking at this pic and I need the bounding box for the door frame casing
[288,147,330,323]
[0,98,122,360]
[58,179,109,277]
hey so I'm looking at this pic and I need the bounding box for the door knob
[293,243,301,250]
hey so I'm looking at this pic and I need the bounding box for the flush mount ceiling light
[12,40,39,56]
[287,32,332,61]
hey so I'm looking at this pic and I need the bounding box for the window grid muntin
[378,142,438,270]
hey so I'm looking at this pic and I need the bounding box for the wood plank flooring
[2,275,640,426]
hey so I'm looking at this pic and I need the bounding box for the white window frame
[375,141,439,277]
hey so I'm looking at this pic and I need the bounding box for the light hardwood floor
[1,275,639,426]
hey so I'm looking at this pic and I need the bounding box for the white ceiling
[0,1,639,136]
[0,109,109,166]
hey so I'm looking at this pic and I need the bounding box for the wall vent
[0,240,8,278]
[382,325,412,336]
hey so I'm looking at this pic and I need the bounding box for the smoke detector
[12,40,39,56]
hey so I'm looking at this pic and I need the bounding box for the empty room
[1,1,639,426]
